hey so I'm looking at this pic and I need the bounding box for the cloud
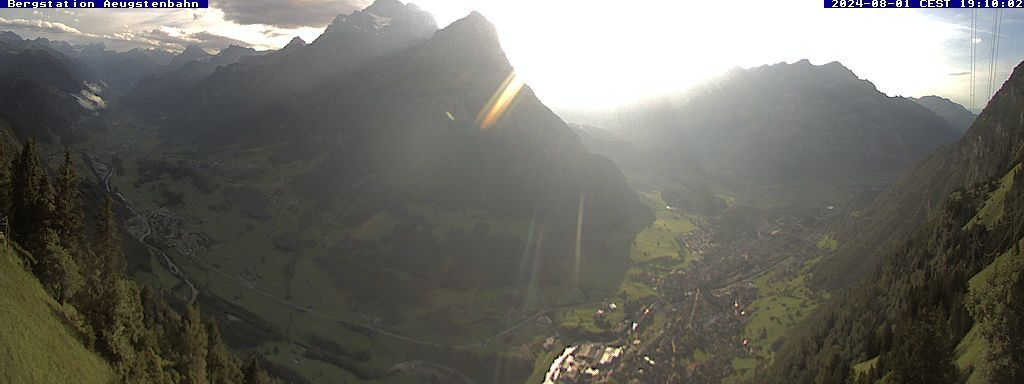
[212,0,369,28]
[0,17,84,35]
[948,72,971,76]
[191,31,251,48]
[109,28,252,51]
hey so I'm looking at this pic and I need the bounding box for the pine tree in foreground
[93,196,125,284]
[9,138,54,265]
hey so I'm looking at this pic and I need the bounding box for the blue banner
[827,0,1024,7]
[2,0,207,8]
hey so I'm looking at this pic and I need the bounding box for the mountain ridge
[911,95,977,132]
[0,33,103,143]
[816,60,1024,289]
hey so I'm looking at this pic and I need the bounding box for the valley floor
[73,109,644,383]
[540,191,837,382]
[69,108,884,383]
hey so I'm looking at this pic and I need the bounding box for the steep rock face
[291,11,642,228]
[817,60,1024,289]
[624,60,961,184]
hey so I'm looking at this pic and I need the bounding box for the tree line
[762,162,1024,384]
[3,138,279,384]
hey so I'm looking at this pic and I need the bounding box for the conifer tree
[968,257,1024,383]
[54,151,87,255]
[887,310,958,384]
[206,319,243,384]
[242,357,274,384]
[0,143,11,221]
[93,196,125,282]
[9,138,54,263]
[179,304,209,384]
[38,228,82,304]
[98,279,145,375]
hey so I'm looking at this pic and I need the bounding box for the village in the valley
[542,203,833,382]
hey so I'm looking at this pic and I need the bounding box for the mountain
[109,5,647,382]
[616,60,961,190]
[39,40,174,93]
[911,95,977,132]
[280,10,645,301]
[281,36,306,51]
[206,44,261,67]
[128,0,439,141]
[764,59,1024,383]
[291,10,642,221]
[0,30,21,43]
[124,45,264,108]
[165,44,212,70]
[0,32,104,143]
[815,61,1024,290]
[571,124,651,175]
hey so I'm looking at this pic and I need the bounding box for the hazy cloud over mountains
[0,17,83,35]
[0,7,320,53]
[213,0,369,28]
[135,28,251,49]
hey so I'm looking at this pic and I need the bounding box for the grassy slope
[0,242,113,384]
[965,163,1020,229]
[953,163,1022,383]
[557,192,694,333]
[954,239,1022,384]
[725,260,825,383]
[852,356,879,376]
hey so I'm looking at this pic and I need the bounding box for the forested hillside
[817,60,1024,289]
[1,140,279,383]
[763,61,1024,383]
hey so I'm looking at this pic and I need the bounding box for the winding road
[85,153,199,304]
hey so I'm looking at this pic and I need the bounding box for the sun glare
[417,0,967,110]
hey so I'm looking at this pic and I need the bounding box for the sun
[414,0,967,111]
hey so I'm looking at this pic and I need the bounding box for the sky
[1,0,1021,111]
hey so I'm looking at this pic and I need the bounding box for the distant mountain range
[911,95,977,132]
[617,60,963,186]
[765,59,1024,384]
[36,39,173,93]
[123,44,264,108]
[0,32,103,143]
[127,0,439,142]
[817,62,1024,289]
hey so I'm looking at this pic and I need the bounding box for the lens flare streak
[476,71,525,130]
[572,193,585,288]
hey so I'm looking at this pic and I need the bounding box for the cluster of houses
[543,343,624,383]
